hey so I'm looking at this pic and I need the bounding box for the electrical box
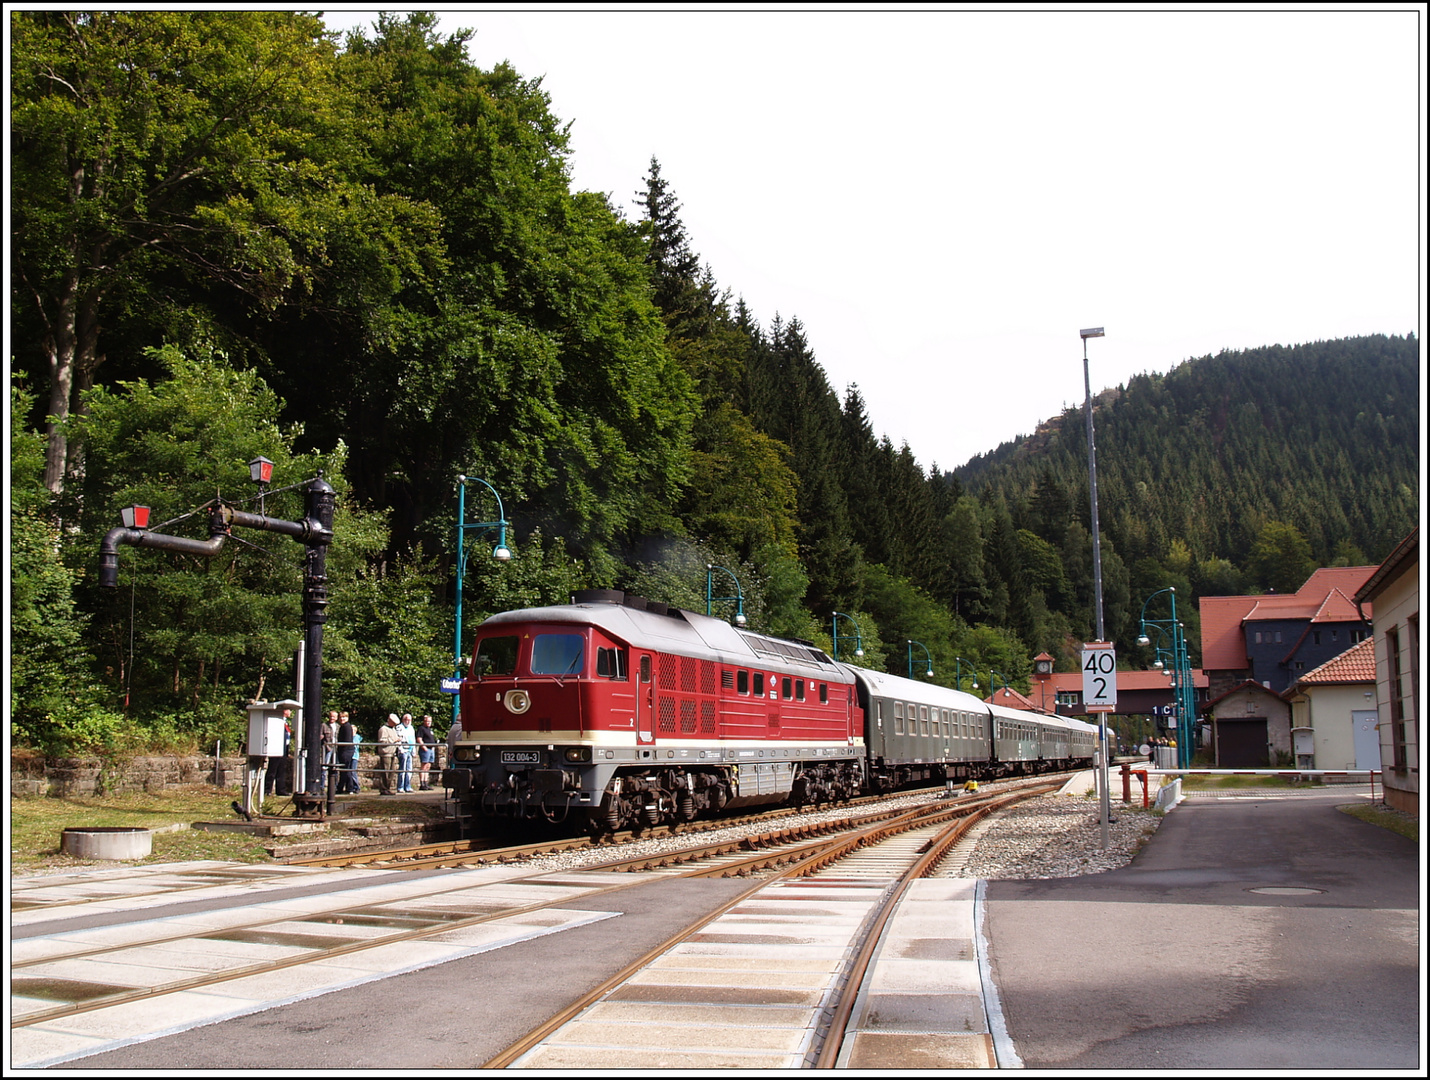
[246,700,300,757]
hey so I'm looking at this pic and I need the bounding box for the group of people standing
[318,711,442,795]
[376,713,440,795]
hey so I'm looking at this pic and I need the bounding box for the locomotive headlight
[455,745,481,762]
[563,747,592,763]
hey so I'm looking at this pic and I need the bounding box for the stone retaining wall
[9,753,247,798]
[11,748,452,798]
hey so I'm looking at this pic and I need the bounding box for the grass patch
[1338,803,1418,842]
[9,786,443,874]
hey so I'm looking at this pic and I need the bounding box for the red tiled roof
[986,686,1044,711]
[1199,566,1377,670]
[1198,593,1258,670]
[1286,637,1377,693]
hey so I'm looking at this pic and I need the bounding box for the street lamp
[1138,587,1197,769]
[831,612,864,662]
[907,640,933,679]
[989,670,1010,697]
[453,475,512,722]
[955,657,980,693]
[705,564,747,627]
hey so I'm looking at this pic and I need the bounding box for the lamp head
[492,545,512,562]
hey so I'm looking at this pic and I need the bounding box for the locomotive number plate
[501,751,542,764]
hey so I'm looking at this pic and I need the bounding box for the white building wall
[1371,559,1418,814]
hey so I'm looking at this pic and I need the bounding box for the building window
[1313,631,1321,646]
[1387,627,1408,771]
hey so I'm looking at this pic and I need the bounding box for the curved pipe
[100,511,229,588]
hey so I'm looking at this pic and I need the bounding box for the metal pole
[1081,327,1110,848]
[1083,335,1105,643]
[301,476,335,794]
[453,479,466,725]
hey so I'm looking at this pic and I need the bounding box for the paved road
[985,792,1421,1070]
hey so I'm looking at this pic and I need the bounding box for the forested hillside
[9,12,1419,755]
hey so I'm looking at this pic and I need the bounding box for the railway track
[481,781,1057,1068]
[282,776,1062,870]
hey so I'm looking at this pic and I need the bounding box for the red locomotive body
[446,590,865,833]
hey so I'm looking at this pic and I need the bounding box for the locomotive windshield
[474,635,519,678]
[531,633,585,675]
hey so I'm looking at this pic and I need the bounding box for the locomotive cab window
[737,669,750,695]
[531,633,585,675]
[596,647,628,680]
[795,679,805,701]
[753,672,765,697]
[781,676,793,700]
[640,655,652,683]
[819,683,828,704]
[474,635,519,678]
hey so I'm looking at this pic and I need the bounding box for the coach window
[894,701,905,735]
[737,669,749,695]
[782,676,793,700]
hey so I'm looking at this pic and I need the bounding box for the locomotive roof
[479,594,845,676]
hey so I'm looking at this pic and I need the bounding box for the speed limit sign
[1081,643,1117,712]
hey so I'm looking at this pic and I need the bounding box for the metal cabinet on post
[244,699,301,814]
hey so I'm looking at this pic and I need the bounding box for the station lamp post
[831,612,864,662]
[907,640,933,680]
[453,475,511,723]
[989,670,1011,700]
[1138,587,1197,769]
[955,657,980,694]
[705,564,747,627]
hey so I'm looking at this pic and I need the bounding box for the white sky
[321,5,1425,472]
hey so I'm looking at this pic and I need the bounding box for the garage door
[1217,718,1269,767]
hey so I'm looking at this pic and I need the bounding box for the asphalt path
[984,791,1422,1070]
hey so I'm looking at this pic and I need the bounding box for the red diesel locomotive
[443,589,1098,835]
[444,589,866,834]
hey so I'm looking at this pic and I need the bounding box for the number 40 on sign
[1081,643,1117,712]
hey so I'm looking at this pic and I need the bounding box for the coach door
[635,651,655,744]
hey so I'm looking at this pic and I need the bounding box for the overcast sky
[323,6,1423,473]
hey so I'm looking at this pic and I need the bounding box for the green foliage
[8,12,1416,758]
[1247,521,1317,594]
[10,380,119,752]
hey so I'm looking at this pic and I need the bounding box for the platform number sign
[1081,643,1117,712]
